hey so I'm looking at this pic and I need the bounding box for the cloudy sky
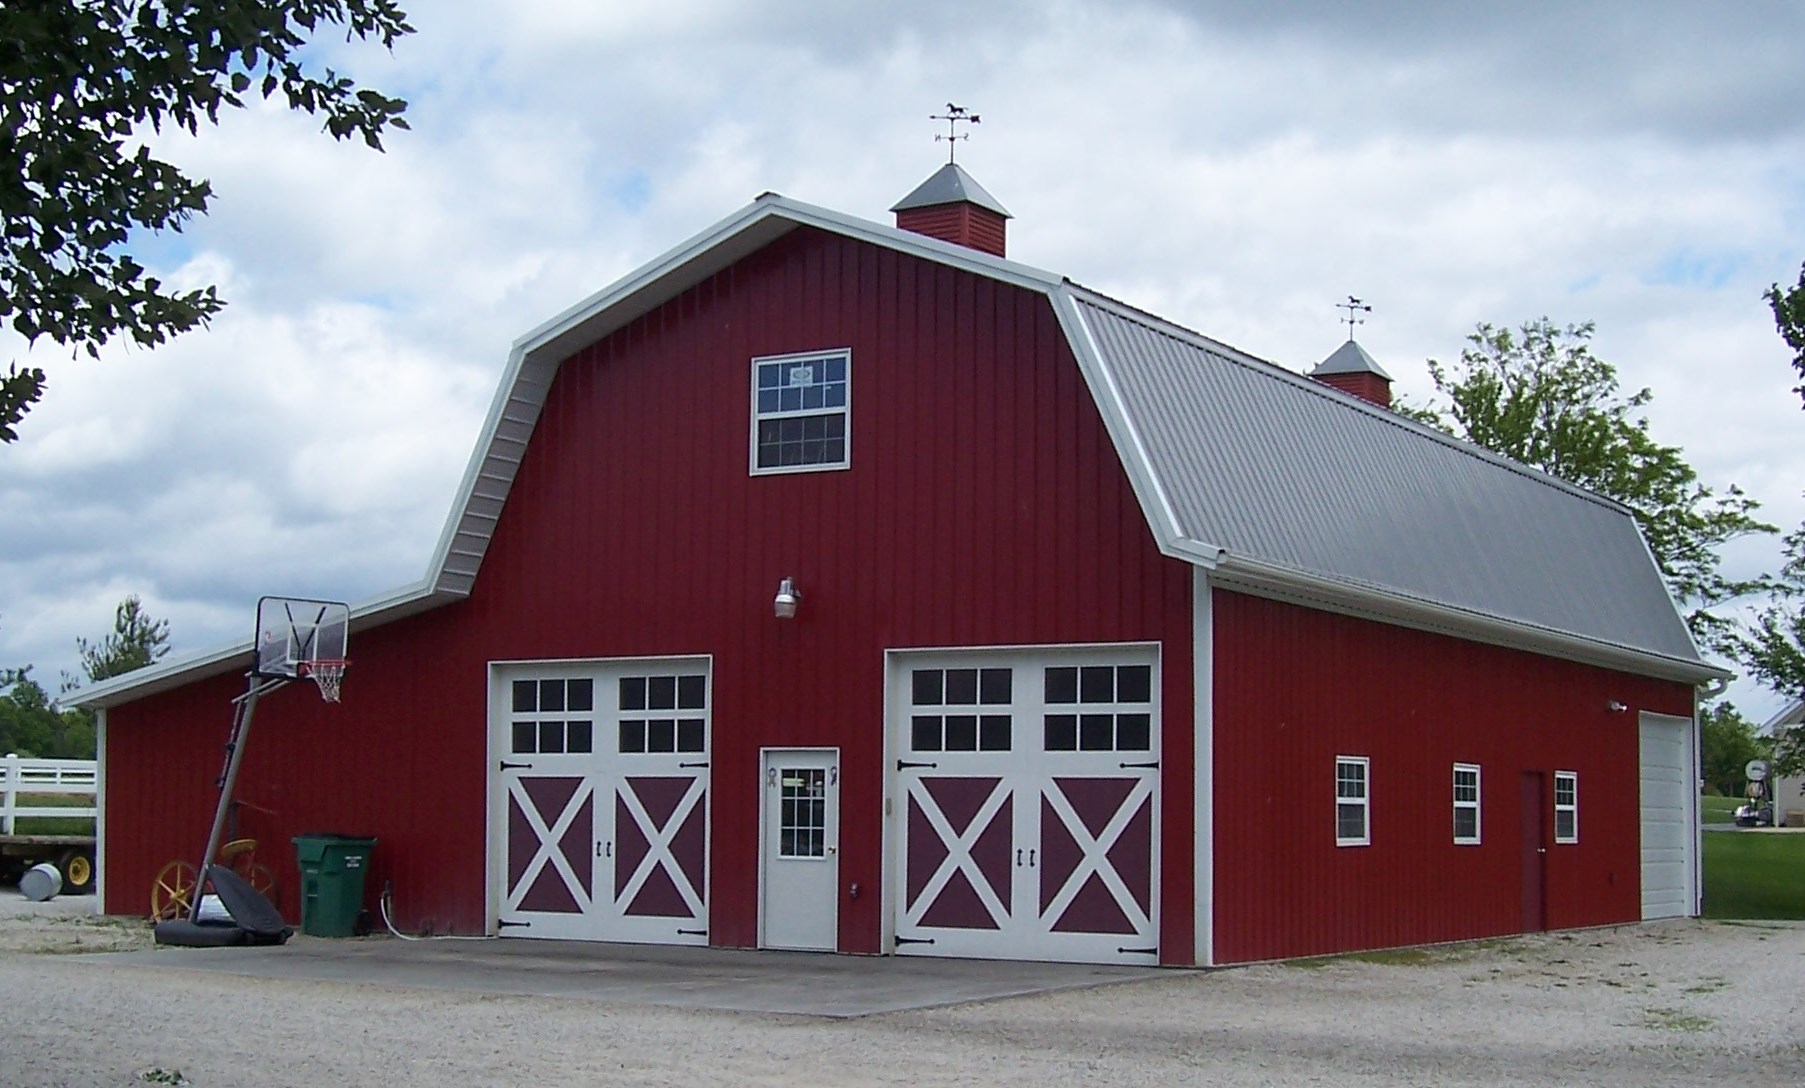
[3,0,1803,717]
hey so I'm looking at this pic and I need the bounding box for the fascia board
[1048,285,1219,568]
[1210,555,1729,685]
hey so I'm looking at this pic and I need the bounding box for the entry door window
[779,768,828,858]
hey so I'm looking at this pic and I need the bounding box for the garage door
[1639,712,1695,920]
[891,647,1159,964]
[493,659,710,944]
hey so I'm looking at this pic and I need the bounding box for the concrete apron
[85,937,1164,1018]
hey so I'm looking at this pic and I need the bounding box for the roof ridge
[1063,283,1636,519]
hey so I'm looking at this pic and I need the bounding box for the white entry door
[1639,712,1697,919]
[495,659,711,944]
[890,647,1160,965]
[760,748,840,951]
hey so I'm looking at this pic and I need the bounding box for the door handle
[1537,847,1547,854]
[598,842,611,858]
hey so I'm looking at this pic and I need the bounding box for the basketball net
[297,659,350,704]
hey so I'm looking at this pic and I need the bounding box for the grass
[5,793,96,837]
[1702,831,1805,919]
[1643,1006,1713,1032]
[1700,794,1741,826]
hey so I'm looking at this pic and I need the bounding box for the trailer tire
[58,848,96,895]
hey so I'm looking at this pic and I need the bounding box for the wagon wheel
[149,860,197,922]
[244,862,278,904]
[57,847,96,895]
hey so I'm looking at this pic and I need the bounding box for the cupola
[891,162,1012,258]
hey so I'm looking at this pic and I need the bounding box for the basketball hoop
[296,659,350,704]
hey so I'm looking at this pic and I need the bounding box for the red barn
[79,164,1719,965]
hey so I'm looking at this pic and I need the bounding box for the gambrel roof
[79,192,1719,707]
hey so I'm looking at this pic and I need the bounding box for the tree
[1767,262,1805,410]
[1698,701,1769,796]
[1412,319,1773,653]
[0,0,414,442]
[1739,523,1805,774]
[0,667,94,759]
[77,594,171,682]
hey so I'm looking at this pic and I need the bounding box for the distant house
[1765,700,1805,826]
[77,162,1721,965]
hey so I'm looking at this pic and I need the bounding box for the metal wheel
[58,848,96,895]
[244,861,278,904]
[149,860,197,922]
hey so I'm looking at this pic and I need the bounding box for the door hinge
[499,761,533,770]
[897,759,938,771]
[678,761,709,769]
[497,919,531,928]
[1119,761,1159,769]
[676,928,708,937]
[1117,945,1157,956]
[894,935,936,947]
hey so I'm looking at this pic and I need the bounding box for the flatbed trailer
[1,755,97,894]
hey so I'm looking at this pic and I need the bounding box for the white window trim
[1336,755,1370,847]
[748,347,852,476]
[1452,762,1481,845]
[1553,770,1579,844]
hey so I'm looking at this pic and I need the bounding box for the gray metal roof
[1060,288,1704,669]
[890,162,1012,218]
[1311,338,1393,380]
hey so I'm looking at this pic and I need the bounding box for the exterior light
[1607,700,1628,713]
[774,577,800,619]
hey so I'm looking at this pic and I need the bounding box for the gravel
[1,891,1802,1087]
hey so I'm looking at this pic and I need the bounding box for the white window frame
[749,348,851,475]
[1452,763,1481,845]
[1553,770,1578,844]
[1335,756,1370,847]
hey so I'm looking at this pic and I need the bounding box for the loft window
[1336,756,1370,846]
[1554,771,1578,844]
[1453,763,1481,845]
[751,349,850,473]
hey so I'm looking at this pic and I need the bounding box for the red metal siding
[103,226,1196,959]
[1210,589,1693,964]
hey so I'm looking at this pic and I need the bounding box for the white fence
[1,753,98,834]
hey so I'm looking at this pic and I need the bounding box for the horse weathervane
[1337,295,1372,339]
[931,103,980,163]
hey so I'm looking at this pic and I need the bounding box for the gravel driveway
[1,894,1801,1087]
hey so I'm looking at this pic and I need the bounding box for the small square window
[567,720,593,753]
[978,668,1011,705]
[1117,666,1152,704]
[511,721,536,754]
[1079,666,1114,703]
[945,669,979,705]
[912,670,944,707]
[568,679,594,713]
[620,677,647,711]
[1117,713,1151,751]
[647,718,676,752]
[676,674,706,710]
[676,718,705,753]
[1044,714,1077,751]
[647,676,677,710]
[538,680,565,712]
[912,715,943,752]
[944,714,979,751]
[538,721,564,754]
[620,719,647,754]
[512,680,537,714]
[978,715,1012,751]
[1079,713,1114,751]
[1044,667,1078,704]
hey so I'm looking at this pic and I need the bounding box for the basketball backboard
[253,597,350,679]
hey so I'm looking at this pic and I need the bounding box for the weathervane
[1337,295,1372,339]
[931,103,980,163]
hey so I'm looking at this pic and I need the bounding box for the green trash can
[292,834,377,937]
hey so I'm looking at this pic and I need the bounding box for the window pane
[1555,810,1576,841]
[568,679,594,712]
[676,718,705,752]
[946,669,978,704]
[512,721,536,754]
[978,668,1011,705]
[619,719,646,753]
[648,676,677,710]
[1079,666,1114,703]
[1117,665,1152,703]
[538,721,564,754]
[512,680,537,713]
[1117,713,1151,751]
[1079,713,1113,751]
[538,680,565,712]
[620,677,647,711]
[567,720,593,753]
[944,714,978,751]
[1044,667,1078,704]
[647,718,676,752]
[1454,808,1478,840]
[912,669,943,706]
[1044,714,1077,751]
[912,715,942,752]
[1337,803,1367,841]
[677,674,706,709]
[979,714,1011,751]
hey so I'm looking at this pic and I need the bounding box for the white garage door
[1639,713,1696,920]
[889,646,1160,965]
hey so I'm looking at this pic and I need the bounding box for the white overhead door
[890,646,1160,965]
[493,659,711,944]
[1639,712,1696,920]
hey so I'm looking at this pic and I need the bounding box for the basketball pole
[188,673,287,922]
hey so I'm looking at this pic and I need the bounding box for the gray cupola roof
[890,162,1012,218]
[1310,338,1393,380]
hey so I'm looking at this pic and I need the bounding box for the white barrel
[19,861,63,901]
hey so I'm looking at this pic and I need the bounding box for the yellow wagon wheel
[244,862,278,904]
[149,860,197,922]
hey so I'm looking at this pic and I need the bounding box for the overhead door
[891,646,1159,964]
[494,658,710,944]
[1639,712,1696,920]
